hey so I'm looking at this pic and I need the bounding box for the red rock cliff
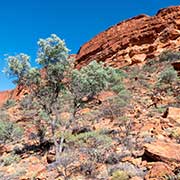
[0,86,28,107]
[75,6,180,68]
[0,90,13,107]
[1,6,180,106]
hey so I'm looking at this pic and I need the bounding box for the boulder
[144,141,180,163]
[163,107,180,124]
[145,162,174,179]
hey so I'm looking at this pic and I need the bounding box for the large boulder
[144,141,180,163]
[163,107,180,124]
[145,162,174,180]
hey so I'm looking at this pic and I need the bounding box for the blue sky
[0,0,180,91]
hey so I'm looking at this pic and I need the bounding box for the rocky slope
[0,6,180,180]
[75,6,180,68]
[0,54,180,180]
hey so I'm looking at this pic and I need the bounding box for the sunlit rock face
[1,6,180,106]
[75,6,180,69]
[0,86,28,107]
[0,90,13,107]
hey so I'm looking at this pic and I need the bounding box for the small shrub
[80,161,96,177]
[109,162,146,178]
[169,128,180,143]
[54,152,77,180]
[111,170,129,180]
[142,58,158,73]
[3,99,16,108]
[105,152,121,165]
[158,67,178,85]
[159,51,180,62]
[157,106,167,114]
[66,131,112,149]
[101,90,130,121]
[1,153,21,166]
[0,120,23,143]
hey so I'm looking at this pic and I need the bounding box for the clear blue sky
[0,0,180,91]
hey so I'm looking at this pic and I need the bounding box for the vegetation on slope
[0,37,180,179]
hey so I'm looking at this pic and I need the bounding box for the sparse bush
[66,131,112,149]
[3,99,16,108]
[80,161,96,177]
[158,67,178,85]
[100,90,130,122]
[105,152,121,165]
[169,128,180,143]
[111,170,129,180]
[71,61,124,116]
[55,152,77,180]
[109,162,146,178]
[66,131,112,164]
[0,119,23,143]
[1,153,21,166]
[159,50,180,62]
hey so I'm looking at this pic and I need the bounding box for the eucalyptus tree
[5,34,124,163]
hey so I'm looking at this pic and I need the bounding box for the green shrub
[159,50,180,62]
[1,153,21,166]
[80,161,96,177]
[0,120,23,143]
[111,170,129,180]
[66,131,112,148]
[3,99,16,108]
[158,67,178,85]
[71,60,124,106]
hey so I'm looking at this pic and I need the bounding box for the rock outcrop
[75,6,180,69]
[1,6,180,106]
[172,61,180,76]
[144,141,180,163]
[0,86,27,107]
[0,90,13,107]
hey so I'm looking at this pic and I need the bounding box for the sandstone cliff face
[75,6,180,68]
[0,86,27,107]
[1,6,180,106]
[0,90,13,107]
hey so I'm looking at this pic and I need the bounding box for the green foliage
[71,61,124,104]
[37,34,69,66]
[169,128,180,140]
[4,53,31,84]
[25,67,41,86]
[1,153,21,166]
[157,67,178,85]
[156,106,167,114]
[159,50,180,62]
[0,117,23,143]
[3,99,16,108]
[100,90,130,122]
[66,130,112,148]
[4,34,126,164]
[111,170,129,180]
